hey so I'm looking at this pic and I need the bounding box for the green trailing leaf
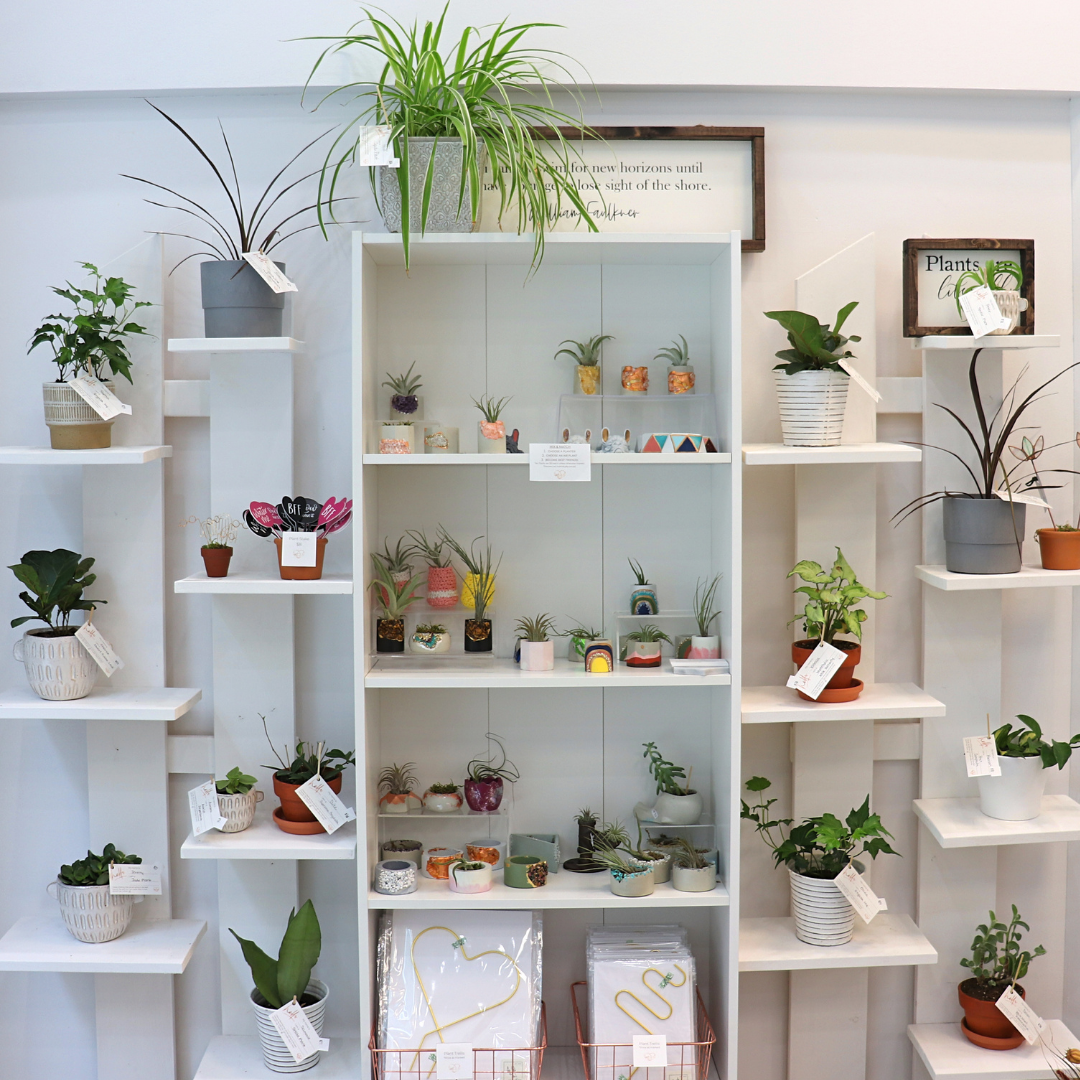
[642,742,690,796]
[230,929,282,1008]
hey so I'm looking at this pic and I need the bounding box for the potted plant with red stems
[405,529,457,609]
[464,733,519,812]
[788,548,886,702]
[243,495,352,580]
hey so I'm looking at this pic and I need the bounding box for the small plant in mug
[60,843,141,886]
[217,767,257,795]
[182,514,240,549]
[515,613,556,642]
[9,549,105,632]
[953,260,1023,316]
[992,714,1080,769]
[382,362,422,414]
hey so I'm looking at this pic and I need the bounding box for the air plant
[556,335,613,367]
[437,528,501,622]
[243,496,353,540]
[465,733,520,784]
[473,394,512,423]
[182,514,240,549]
[669,836,710,870]
[589,845,649,881]
[953,259,1023,316]
[624,625,672,645]
[370,554,425,618]
[590,819,631,851]
[514,613,556,642]
[414,622,448,636]
[404,529,451,568]
[628,559,651,586]
[377,537,413,576]
[654,335,691,367]
[383,362,423,414]
[766,302,860,375]
[378,762,419,797]
[693,575,722,638]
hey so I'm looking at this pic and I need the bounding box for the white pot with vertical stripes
[251,979,328,1072]
[774,369,850,446]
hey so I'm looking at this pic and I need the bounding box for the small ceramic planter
[272,774,342,834]
[43,380,117,449]
[630,586,659,615]
[426,565,458,608]
[478,420,506,454]
[466,839,506,869]
[639,851,672,884]
[273,536,327,581]
[252,979,326,1073]
[448,862,493,894]
[625,640,663,668]
[688,635,720,659]
[775,369,850,447]
[464,777,504,812]
[423,789,463,813]
[464,618,493,653]
[410,630,450,654]
[672,864,716,893]
[584,640,614,673]
[639,791,704,825]
[575,365,602,395]
[667,365,695,394]
[610,866,655,897]
[377,618,405,653]
[217,789,264,832]
[49,880,135,943]
[374,859,418,895]
[380,422,417,454]
[423,424,459,454]
[15,627,98,701]
[505,855,548,888]
[978,755,1046,821]
[380,840,423,866]
[790,868,856,946]
[1036,528,1080,570]
[519,640,555,671]
[621,366,649,395]
[380,791,421,814]
[989,290,1029,335]
[423,847,463,880]
[201,546,233,577]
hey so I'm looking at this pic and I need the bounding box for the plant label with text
[834,864,888,924]
[995,985,1046,1045]
[280,530,317,567]
[355,125,399,167]
[75,622,124,677]
[436,1043,474,1080]
[242,251,298,294]
[529,443,591,482]
[994,489,1052,509]
[188,779,227,836]
[958,284,1010,337]
[109,862,162,895]
[964,735,1001,777]
[66,374,132,421]
[837,359,882,402]
[785,640,846,700]
[269,999,329,1064]
[296,774,356,835]
[632,1035,668,1068]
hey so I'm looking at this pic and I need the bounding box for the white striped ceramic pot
[789,868,856,945]
[252,980,328,1073]
[775,369,850,447]
[15,628,98,700]
[217,789,264,832]
[49,880,135,943]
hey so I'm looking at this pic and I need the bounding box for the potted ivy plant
[741,776,898,946]
[231,900,327,1072]
[29,262,150,449]
[464,733,519,812]
[380,838,423,866]
[406,529,457,608]
[216,766,263,833]
[958,905,1044,1050]
[978,715,1080,821]
[515,613,556,671]
[640,742,703,824]
[687,575,721,659]
[370,553,425,653]
[410,623,450,654]
[656,335,695,395]
[49,844,141,943]
[765,302,860,447]
[439,530,500,652]
[423,782,462,813]
[557,335,612,396]
[474,394,511,455]
[10,548,104,701]
[621,624,672,668]
[669,837,716,893]
[378,763,422,814]
[788,548,886,702]
[628,559,658,614]
[383,362,423,422]
[182,514,240,578]
[954,259,1027,335]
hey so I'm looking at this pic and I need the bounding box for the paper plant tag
[500,1054,529,1080]
[281,530,317,567]
[436,1043,474,1080]
[109,862,162,895]
[75,622,124,677]
[269,999,327,1064]
[964,735,1001,777]
[242,250,298,294]
[188,779,227,836]
[66,374,132,421]
[959,284,1010,337]
[296,773,356,835]
[837,358,882,402]
[529,442,591,482]
[834,864,887,924]
[994,489,1052,509]
[785,640,846,700]
[632,1035,668,1068]
[995,985,1046,1045]
[355,125,399,167]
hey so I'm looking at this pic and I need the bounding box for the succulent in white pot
[378,762,422,814]
[423,782,463,813]
[50,844,141,943]
[978,715,1079,821]
[447,858,493,894]
[516,613,556,671]
[216,767,263,833]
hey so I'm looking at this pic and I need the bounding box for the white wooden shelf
[0,445,171,465]
[181,808,356,860]
[363,452,731,465]
[167,337,304,353]
[0,685,201,721]
[911,334,1059,351]
[916,564,1080,591]
[0,916,205,974]
[376,806,508,819]
[741,682,945,724]
[194,1036,364,1079]
[908,1019,1077,1079]
[369,871,729,910]
[742,443,921,465]
[914,795,1080,848]
[365,657,731,689]
[175,572,354,595]
[739,914,937,971]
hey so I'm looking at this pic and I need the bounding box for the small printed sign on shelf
[963,735,1001,777]
[529,443,591,482]
[834,863,887,924]
[995,985,1046,1045]
[75,621,124,677]
[108,862,162,895]
[269,999,329,1064]
[632,1035,668,1068]
[188,779,227,836]
[436,1043,474,1079]
[295,774,356,835]
[785,641,845,700]
[958,284,1010,337]
[66,374,132,421]
[242,250,298,294]
[280,530,317,567]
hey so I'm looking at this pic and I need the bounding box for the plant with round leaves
[59,844,141,886]
[217,767,257,795]
[992,714,1080,770]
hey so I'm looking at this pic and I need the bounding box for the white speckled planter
[217,789,264,832]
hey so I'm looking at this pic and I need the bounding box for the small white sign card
[632,1034,668,1068]
[188,779,227,836]
[436,1043,474,1080]
[529,443,591,482]
[109,862,162,895]
[296,773,356,835]
[963,735,1001,778]
[994,985,1046,1045]
[75,621,124,677]
[66,374,132,421]
[355,125,399,167]
[269,999,330,1063]
[280,531,317,567]
[994,488,1052,509]
[241,250,298,294]
[834,864,888,924]
[958,284,1010,337]
[785,640,846,700]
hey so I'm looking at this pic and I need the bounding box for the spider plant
[473,394,511,423]
[301,4,602,270]
[693,575,722,637]
[654,335,691,367]
[556,335,613,367]
[954,259,1024,317]
[378,762,418,796]
[515,613,556,642]
[405,529,451,568]
[628,559,651,586]
[370,553,425,618]
[437,529,501,622]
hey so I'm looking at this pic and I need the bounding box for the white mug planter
[774,369,850,447]
[789,867,857,946]
[49,880,135,943]
[217,789,264,833]
[519,640,555,671]
[448,862,493,894]
[15,628,98,701]
[252,979,327,1073]
[636,791,704,825]
[978,755,1046,821]
[672,864,716,893]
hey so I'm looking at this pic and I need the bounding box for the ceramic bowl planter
[630,587,658,615]
[667,366,695,395]
[252,979,327,1073]
[377,618,405,653]
[519,640,554,672]
[49,880,135,943]
[422,847,463,880]
[977,755,1046,821]
[448,861,493,894]
[505,855,548,888]
[423,788,463,813]
[958,981,1026,1049]
[43,380,119,449]
[201,260,286,338]
[621,366,649,395]
[653,791,704,825]
[15,627,98,701]
[217,789,264,833]
[789,868,856,946]
[410,630,450,654]
[625,641,663,668]
[688,635,720,659]
[1036,528,1080,570]
[989,290,1028,335]
[378,138,485,233]
[464,619,493,653]
[272,774,342,834]
[201,546,233,577]
[380,839,423,866]
[791,640,863,702]
[774,369,849,447]
[576,365,601,395]
[426,566,458,608]
[273,536,327,581]
[943,497,1025,575]
[464,777,504,812]
[609,865,655,897]
[478,420,506,454]
[672,864,715,893]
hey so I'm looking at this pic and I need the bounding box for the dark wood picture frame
[902,238,1035,336]
[538,125,766,253]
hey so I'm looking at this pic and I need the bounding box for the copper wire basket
[571,981,716,1080]
[370,1003,548,1080]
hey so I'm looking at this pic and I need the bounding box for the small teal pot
[630,586,658,615]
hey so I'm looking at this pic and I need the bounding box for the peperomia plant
[960,905,1044,993]
[9,549,105,633]
[59,844,141,886]
[642,742,693,796]
[217,767,257,795]
[765,302,860,375]
[231,900,322,1009]
[992,714,1080,770]
[262,716,355,785]
[741,775,898,879]
[789,548,886,644]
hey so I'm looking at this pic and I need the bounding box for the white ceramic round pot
[652,791,704,825]
[774,369,850,447]
[49,880,135,943]
[252,979,327,1073]
[15,628,98,701]
[423,790,463,813]
[43,380,118,449]
[637,851,672,884]
[789,868,856,946]
[610,866,655,897]
[217,789,264,833]
[978,755,1046,821]
[520,640,555,671]
[672,864,716,893]
[688,635,720,659]
[448,862,493,894]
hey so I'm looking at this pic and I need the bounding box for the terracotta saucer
[272,806,326,835]
[799,679,864,703]
[959,1017,1024,1051]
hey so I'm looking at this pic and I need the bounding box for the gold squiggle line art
[613,965,688,1035]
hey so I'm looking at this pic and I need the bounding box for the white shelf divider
[175,572,353,595]
[742,443,921,465]
[741,682,945,724]
[167,337,304,353]
[914,795,1080,848]
[916,564,1080,591]
[181,808,356,860]
[0,445,172,465]
[911,334,1060,351]
[194,1036,364,1079]
[908,1019,1078,1079]
[363,451,731,465]
[0,685,201,721]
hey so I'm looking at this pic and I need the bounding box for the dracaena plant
[954,259,1023,316]
[556,335,612,367]
[217,767,257,795]
[788,548,886,645]
[9,549,105,633]
[961,904,1044,992]
[59,844,141,886]
[992,714,1080,770]
[766,302,860,375]
[230,900,322,1010]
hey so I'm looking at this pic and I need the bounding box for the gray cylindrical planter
[943,497,1026,574]
[672,864,716,893]
[201,260,285,338]
[378,138,486,233]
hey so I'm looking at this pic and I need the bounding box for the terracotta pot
[273,536,327,580]
[958,980,1025,1049]
[201,546,233,577]
[792,639,861,700]
[426,565,458,608]
[272,773,342,833]
[464,777,503,812]
[1037,527,1080,570]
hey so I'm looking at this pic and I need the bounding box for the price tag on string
[269,999,330,1064]
[355,125,399,167]
[958,284,1010,337]
[995,985,1046,1045]
[296,774,356,835]
[837,359,882,402]
[436,1043,474,1080]
[241,251,298,294]
[66,374,132,421]
[280,531,317,567]
[109,862,162,895]
[632,1035,668,1068]
[75,620,124,677]
[964,735,1001,777]
[834,864,888,924]
[188,779,227,835]
[786,641,846,700]
[994,489,1052,509]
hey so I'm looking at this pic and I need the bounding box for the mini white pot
[637,852,672,884]
[610,866,655,897]
[448,862,493,894]
[410,631,450,654]
[252,979,327,1073]
[775,369,850,447]
[688,635,720,659]
[978,755,1046,821]
[477,420,506,454]
[379,423,417,454]
[217,789,264,833]
[651,791,704,825]
[15,628,98,701]
[423,790,463,813]
[520,640,555,671]
[672,864,716,893]
[789,868,856,946]
[49,880,135,943]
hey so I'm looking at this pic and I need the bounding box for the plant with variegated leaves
[788,547,886,645]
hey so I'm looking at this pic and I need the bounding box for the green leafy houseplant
[303,4,601,270]
[741,776,898,879]
[59,844,141,886]
[262,718,356,786]
[954,260,1023,316]
[30,263,151,384]
[9,549,105,634]
[231,900,323,1009]
[992,714,1080,770]
[217,767,257,795]
[788,548,886,645]
[557,335,613,367]
[642,742,693,797]
[960,905,1044,999]
[515,613,556,642]
[654,335,691,368]
[766,302,860,376]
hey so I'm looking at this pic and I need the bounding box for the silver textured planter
[672,864,716,893]
[378,138,486,233]
[201,260,285,338]
[49,880,135,943]
[252,979,327,1073]
[943,497,1026,574]
[775,369,850,446]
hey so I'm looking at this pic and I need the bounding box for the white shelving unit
[0,685,200,720]
[741,682,945,724]
[916,563,1080,590]
[914,796,1080,847]
[908,1019,1079,1079]
[910,334,1060,351]
[181,809,357,860]
[168,337,304,353]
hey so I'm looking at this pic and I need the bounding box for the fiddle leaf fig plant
[9,549,105,632]
[788,547,886,644]
[993,714,1080,770]
[766,302,860,375]
[231,899,322,1009]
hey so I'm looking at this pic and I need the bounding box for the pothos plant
[992,714,1080,770]
[765,302,860,375]
[960,904,1044,995]
[788,548,886,645]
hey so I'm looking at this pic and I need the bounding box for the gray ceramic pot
[943,497,1026,574]
[378,138,485,233]
[201,260,285,338]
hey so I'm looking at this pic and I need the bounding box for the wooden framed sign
[480,126,765,253]
[902,238,1035,336]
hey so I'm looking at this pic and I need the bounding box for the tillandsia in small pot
[473,394,512,455]
[244,495,353,580]
[30,262,151,449]
[978,714,1080,822]
[231,900,328,1073]
[741,776,898,947]
[683,574,722,659]
[1007,434,1080,569]
[557,334,612,396]
[639,742,703,824]
[216,766,263,832]
[447,858,493,894]
[958,904,1044,1050]
[375,537,416,599]
[411,623,450,654]
[380,837,423,866]
[621,624,672,668]
[788,548,886,702]
[669,836,716,893]
[378,762,422,814]
[383,361,423,421]
[423,781,462,813]
[954,258,1028,335]
[766,302,860,447]
[439,529,500,651]
[10,548,105,701]
[380,419,417,455]
[656,335,695,396]
[406,529,457,609]
[464,732,519,812]
[182,514,240,578]
[590,828,656,898]
[628,559,658,614]
[370,552,425,653]
[562,620,604,664]
[50,844,141,943]
[515,613,556,671]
